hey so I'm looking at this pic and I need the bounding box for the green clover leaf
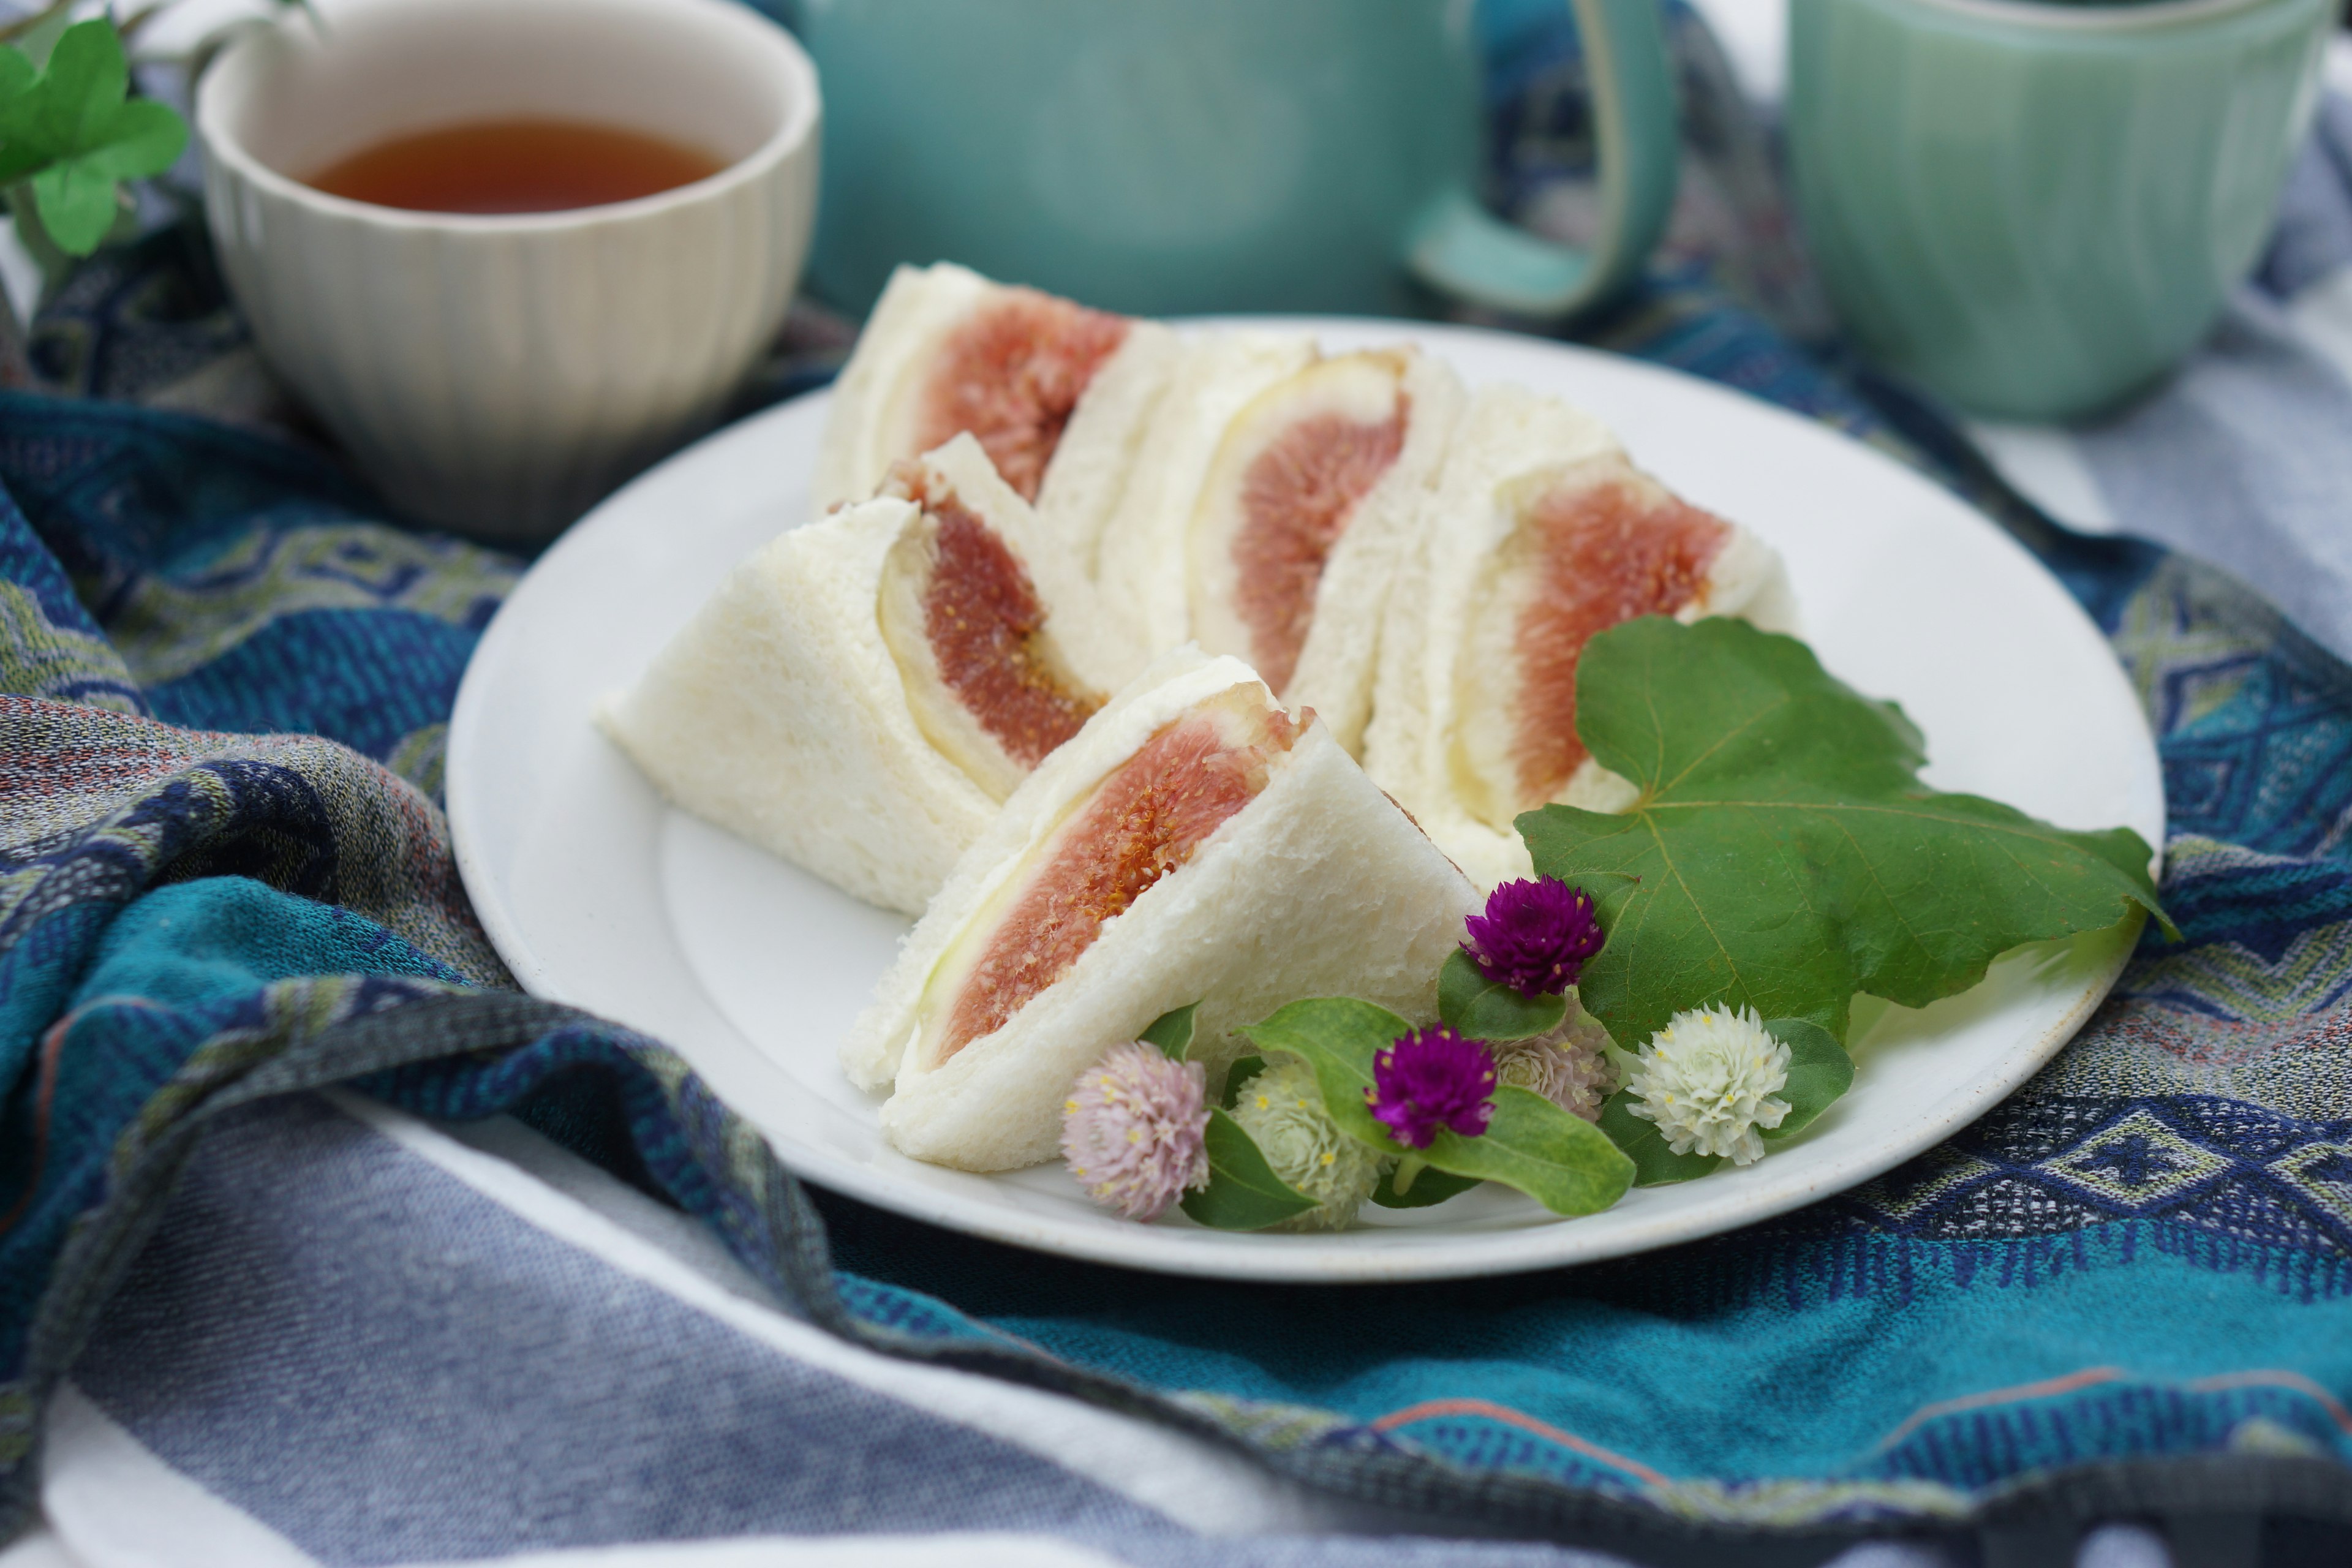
[4,21,188,254]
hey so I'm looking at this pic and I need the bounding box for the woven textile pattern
[5,9,2352,1550]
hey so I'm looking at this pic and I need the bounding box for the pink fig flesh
[916,293,1130,502]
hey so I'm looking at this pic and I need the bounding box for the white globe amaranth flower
[1623,1004,1790,1166]
[1226,1058,1382,1231]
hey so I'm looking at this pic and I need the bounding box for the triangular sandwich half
[811,263,1180,556]
[844,647,1477,1172]
[1363,384,1801,891]
[601,435,1111,914]
[1087,331,1319,679]
[1183,344,1464,753]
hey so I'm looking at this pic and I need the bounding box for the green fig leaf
[1760,1016,1853,1140]
[1519,617,2171,1052]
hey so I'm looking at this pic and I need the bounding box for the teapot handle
[1405,0,1678,320]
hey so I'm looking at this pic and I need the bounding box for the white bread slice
[1186,346,1466,754]
[812,263,993,513]
[1031,323,1185,595]
[1088,331,1319,680]
[843,647,1477,1171]
[1363,384,1800,891]
[599,435,1105,914]
[811,262,1178,529]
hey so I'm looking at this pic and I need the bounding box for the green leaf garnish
[1436,948,1567,1042]
[1597,1090,1720,1185]
[2,21,189,255]
[1243,998,1632,1218]
[1415,1087,1631,1216]
[1243,997,1411,1151]
[1520,617,2171,1050]
[1219,1053,1268,1110]
[1140,1002,1199,1061]
[1178,1107,1316,1231]
[1370,1160,1480,1209]
[1760,1016,1852,1140]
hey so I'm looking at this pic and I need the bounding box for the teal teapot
[783,0,1679,319]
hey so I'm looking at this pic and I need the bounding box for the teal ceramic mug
[782,0,1681,319]
[1789,0,2333,421]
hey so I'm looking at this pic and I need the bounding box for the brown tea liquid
[304,118,727,215]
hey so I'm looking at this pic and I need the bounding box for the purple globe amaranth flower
[1366,1025,1498,1149]
[1463,876,1604,997]
[1061,1041,1211,1221]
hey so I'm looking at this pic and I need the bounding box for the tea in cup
[197,0,821,541]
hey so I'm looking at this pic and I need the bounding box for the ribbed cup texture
[205,150,813,541]
[197,0,820,543]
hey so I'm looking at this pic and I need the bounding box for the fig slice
[815,265,1175,524]
[913,290,1131,502]
[1188,352,1409,694]
[878,450,1105,801]
[1364,383,1800,891]
[1452,453,1732,828]
[911,687,1300,1072]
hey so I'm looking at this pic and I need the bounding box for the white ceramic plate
[447,320,2164,1283]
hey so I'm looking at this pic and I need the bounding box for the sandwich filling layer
[1189,353,1409,693]
[1454,454,1731,827]
[916,292,1132,500]
[913,688,1302,1071]
[878,463,1103,801]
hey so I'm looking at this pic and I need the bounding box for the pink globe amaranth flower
[1494,1011,1616,1122]
[1463,876,1604,997]
[1061,1041,1211,1221]
[1365,1025,1497,1149]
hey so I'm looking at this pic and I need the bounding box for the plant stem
[1390,1154,1427,1196]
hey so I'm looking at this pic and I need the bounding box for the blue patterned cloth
[3,8,2351,1564]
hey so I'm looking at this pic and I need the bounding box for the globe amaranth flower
[1462,876,1604,997]
[1366,1025,1497,1148]
[1623,1004,1790,1166]
[1061,1041,1210,1221]
[1228,1058,1382,1231]
[1492,1008,1616,1122]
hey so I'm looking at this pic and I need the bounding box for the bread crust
[602,435,1116,914]
[598,496,995,914]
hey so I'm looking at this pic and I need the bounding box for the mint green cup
[1789,0,2332,421]
[785,0,1683,322]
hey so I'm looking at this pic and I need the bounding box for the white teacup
[197,0,821,542]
